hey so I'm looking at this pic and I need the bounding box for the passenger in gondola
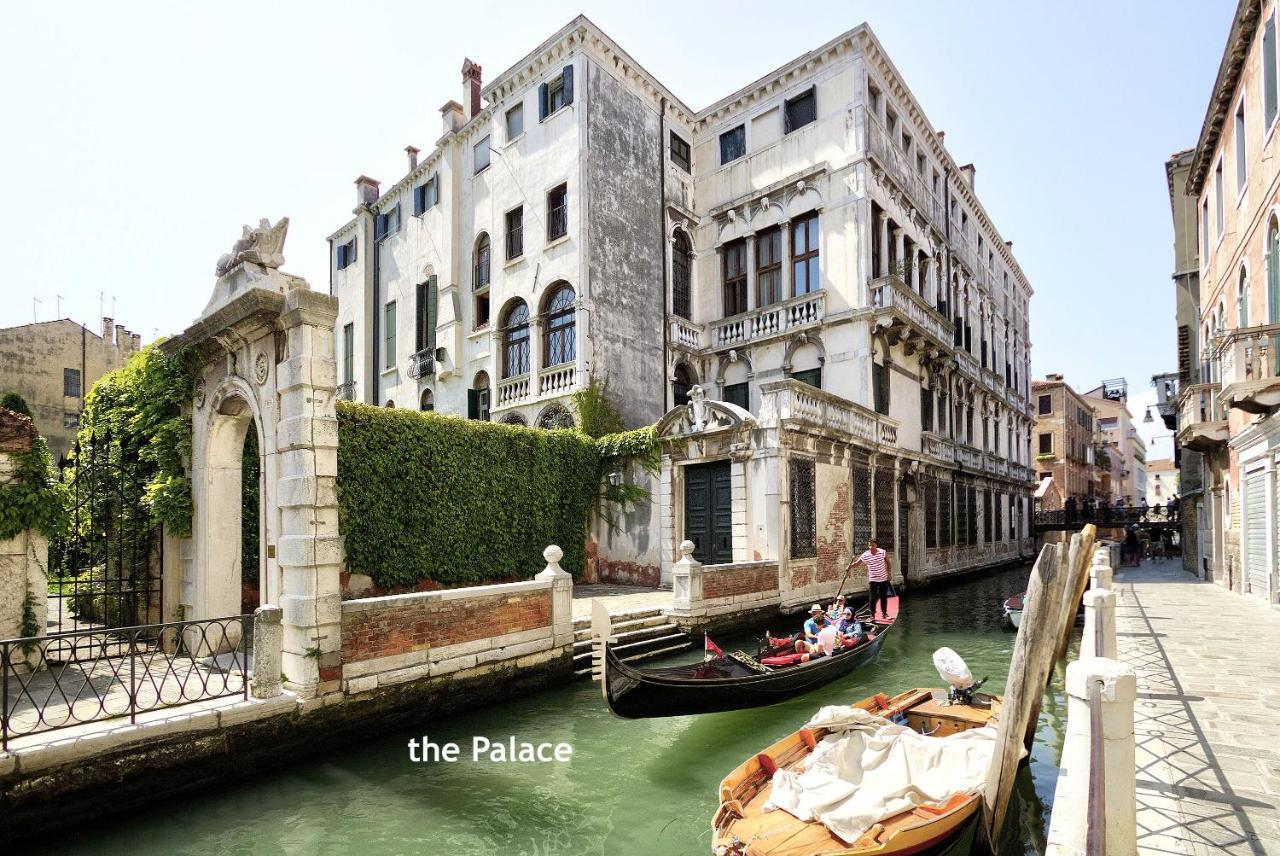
[794,605,830,657]
[826,594,847,622]
[836,607,863,647]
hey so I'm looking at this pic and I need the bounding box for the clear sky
[1,0,1230,398]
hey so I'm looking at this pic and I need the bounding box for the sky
[1,0,1231,409]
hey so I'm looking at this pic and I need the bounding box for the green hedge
[336,401,603,587]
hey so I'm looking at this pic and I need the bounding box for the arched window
[536,403,575,430]
[501,412,527,426]
[673,231,692,319]
[1238,264,1250,328]
[384,400,395,408]
[473,233,491,291]
[420,389,434,412]
[1268,217,1280,324]
[673,363,696,407]
[469,371,491,421]
[501,301,530,378]
[542,284,576,367]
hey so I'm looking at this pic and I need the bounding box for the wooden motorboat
[1002,593,1023,629]
[602,599,897,720]
[712,687,1002,856]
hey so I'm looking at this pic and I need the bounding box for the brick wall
[342,588,552,665]
[704,562,778,599]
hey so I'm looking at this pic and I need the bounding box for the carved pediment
[656,385,756,439]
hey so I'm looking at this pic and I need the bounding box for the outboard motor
[932,647,988,706]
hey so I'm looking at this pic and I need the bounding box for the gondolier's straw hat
[810,604,823,613]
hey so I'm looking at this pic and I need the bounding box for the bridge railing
[1035,505,1179,528]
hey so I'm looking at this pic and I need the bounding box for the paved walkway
[570,584,671,619]
[1115,558,1280,855]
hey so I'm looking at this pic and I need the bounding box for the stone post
[0,412,49,673]
[251,604,283,699]
[669,541,704,620]
[1080,588,1116,660]
[1046,657,1137,856]
[535,544,574,650]
[1090,546,1113,591]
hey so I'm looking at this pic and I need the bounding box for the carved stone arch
[535,402,575,430]
[785,181,824,220]
[715,349,755,387]
[750,197,786,231]
[782,331,827,374]
[716,212,748,246]
[655,385,756,439]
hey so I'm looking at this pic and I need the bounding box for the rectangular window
[792,368,822,389]
[1268,14,1279,129]
[383,302,396,370]
[789,458,817,559]
[414,277,437,354]
[670,132,691,172]
[873,362,889,415]
[791,212,820,295]
[1214,159,1224,237]
[538,65,574,120]
[756,227,782,306]
[921,386,933,432]
[1038,433,1052,455]
[720,124,746,165]
[1236,99,1247,192]
[413,177,438,215]
[63,367,81,398]
[722,239,748,315]
[723,382,749,411]
[474,136,491,174]
[1201,199,1209,258]
[506,102,524,140]
[375,205,400,240]
[342,323,354,385]
[916,153,926,175]
[336,238,357,269]
[505,206,524,260]
[547,184,568,241]
[901,131,913,155]
[783,86,816,134]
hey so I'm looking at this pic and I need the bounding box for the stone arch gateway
[161,218,342,697]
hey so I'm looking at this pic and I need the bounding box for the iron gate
[47,429,163,650]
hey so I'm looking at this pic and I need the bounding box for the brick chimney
[115,324,127,350]
[101,317,114,343]
[405,145,420,172]
[355,175,381,207]
[461,59,483,119]
[440,100,464,134]
[959,163,976,189]
[1046,373,1064,382]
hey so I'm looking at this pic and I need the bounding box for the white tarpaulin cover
[764,705,998,844]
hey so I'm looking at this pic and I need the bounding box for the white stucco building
[328,17,1037,584]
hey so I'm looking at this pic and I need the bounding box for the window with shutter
[383,302,396,370]
[783,86,816,133]
[1266,15,1278,130]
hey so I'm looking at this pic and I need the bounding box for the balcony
[869,275,954,353]
[955,442,983,470]
[922,431,955,464]
[861,108,943,227]
[759,379,899,448]
[669,315,706,352]
[496,374,532,407]
[1176,382,1229,453]
[710,290,825,350]
[955,349,979,380]
[538,364,576,397]
[336,381,357,401]
[1218,324,1280,414]
[408,349,435,380]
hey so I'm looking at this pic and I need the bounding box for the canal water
[64,561,1068,855]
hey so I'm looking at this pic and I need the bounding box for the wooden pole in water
[1056,524,1097,662]
[982,541,1063,854]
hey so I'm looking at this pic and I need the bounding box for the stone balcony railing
[759,379,899,449]
[955,349,980,380]
[710,290,825,350]
[955,442,983,470]
[496,374,532,407]
[408,349,435,380]
[1176,381,1229,453]
[869,275,954,350]
[921,431,955,464]
[538,364,576,397]
[1217,324,1280,414]
[862,108,944,227]
[669,316,706,351]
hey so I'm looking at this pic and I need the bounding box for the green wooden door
[684,461,733,565]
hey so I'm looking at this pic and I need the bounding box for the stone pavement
[1115,558,1280,855]
[570,584,672,619]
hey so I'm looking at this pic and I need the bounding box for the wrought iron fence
[1,615,251,749]
[1034,505,1180,528]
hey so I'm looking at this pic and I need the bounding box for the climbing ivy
[0,434,66,540]
[73,343,201,537]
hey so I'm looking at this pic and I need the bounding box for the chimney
[115,324,127,349]
[461,58,483,119]
[959,163,976,189]
[102,317,114,343]
[440,100,464,134]
[132,332,141,353]
[1006,240,1014,250]
[1046,373,1064,382]
[405,145,420,172]
[355,175,381,207]
[936,130,945,145]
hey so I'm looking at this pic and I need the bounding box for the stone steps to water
[569,607,690,678]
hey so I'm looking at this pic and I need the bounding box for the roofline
[1187,0,1259,197]
[0,317,110,340]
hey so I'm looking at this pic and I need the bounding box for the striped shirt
[860,549,889,582]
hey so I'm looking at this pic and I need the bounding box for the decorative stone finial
[679,540,695,559]
[544,544,564,564]
[216,217,289,277]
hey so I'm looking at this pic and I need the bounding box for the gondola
[601,597,898,719]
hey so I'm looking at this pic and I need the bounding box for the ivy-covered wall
[336,402,604,588]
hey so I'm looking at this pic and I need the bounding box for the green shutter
[427,276,438,354]
[384,302,396,369]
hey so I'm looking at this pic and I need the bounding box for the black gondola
[601,597,898,719]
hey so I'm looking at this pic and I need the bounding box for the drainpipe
[659,96,670,414]
[372,223,381,406]
[327,237,334,297]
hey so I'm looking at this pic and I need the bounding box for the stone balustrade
[759,379,898,449]
[922,431,955,464]
[496,374,532,406]
[710,291,825,349]
[868,274,953,348]
[538,364,576,397]
[669,316,706,351]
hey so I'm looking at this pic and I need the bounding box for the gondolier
[848,538,893,621]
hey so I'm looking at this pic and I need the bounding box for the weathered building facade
[0,318,141,461]
[1181,0,1280,603]
[1032,374,1097,500]
[1085,386,1146,504]
[329,17,1037,585]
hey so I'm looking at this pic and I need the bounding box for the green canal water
[63,561,1068,856]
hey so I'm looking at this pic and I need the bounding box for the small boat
[1002,593,1023,629]
[601,598,898,719]
[712,665,1001,856]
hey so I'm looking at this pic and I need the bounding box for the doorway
[684,461,732,565]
